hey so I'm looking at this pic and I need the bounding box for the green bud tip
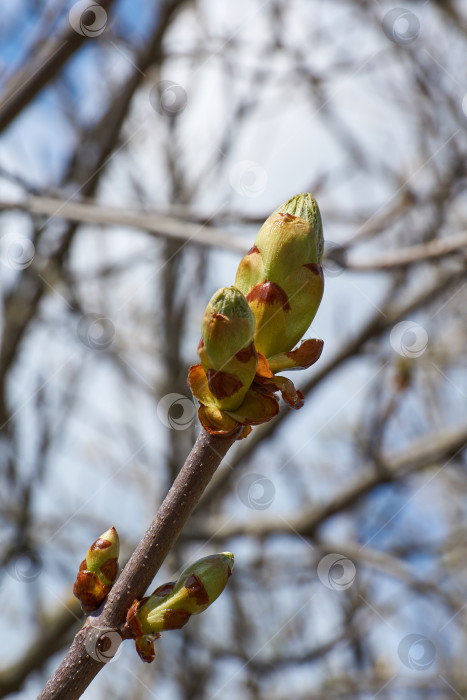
[274,193,323,263]
[208,287,253,321]
[73,526,120,613]
[86,526,119,582]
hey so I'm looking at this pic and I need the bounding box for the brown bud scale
[304,263,323,276]
[163,609,192,630]
[235,342,256,363]
[73,570,110,613]
[246,245,260,255]
[153,581,176,597]
[184,574,210,605]
[135,636,157,663]
[278,212,298,221]
[100,557,118,582]
[206,369,243,399]
[247,282,291,311]
[90,537,112,551]
[284,339,324,366]
[125,599,146,638]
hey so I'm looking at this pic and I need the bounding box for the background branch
[0,0,116,133]
[0,195,243,252]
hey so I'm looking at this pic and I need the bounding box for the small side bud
[126,553,234,639]
[169,552,234,616]
[73,526,120,613]
[201,286,256,368]
[195,288,257,411]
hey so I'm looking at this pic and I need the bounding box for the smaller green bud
[200,287,255,369]
[126,553,234,639]
[197,288,257,411]
[85,526,119,583]
[169,552,234,615]
[73,526,119,613]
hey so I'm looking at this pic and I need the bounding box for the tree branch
[0,195,244,253]
[343,231,467,270]
[38,428,239,700]
[0,0,116,133]
[188,422,467,541]
[199,267,467,510]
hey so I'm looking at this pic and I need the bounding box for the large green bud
[73,526,119,613]
[197,287,257,411]
[126,553,234,639]
[235,194,324,358]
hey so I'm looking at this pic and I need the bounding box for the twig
[0,195,244,253]
[0,0,116,133]
[187,422,467,542]
[38,428,239,700]
[199,267,467,509]
[344,231,467,270]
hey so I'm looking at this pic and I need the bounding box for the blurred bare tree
[1,0,467,698]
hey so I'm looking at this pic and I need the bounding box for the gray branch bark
[0,195,244,252]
